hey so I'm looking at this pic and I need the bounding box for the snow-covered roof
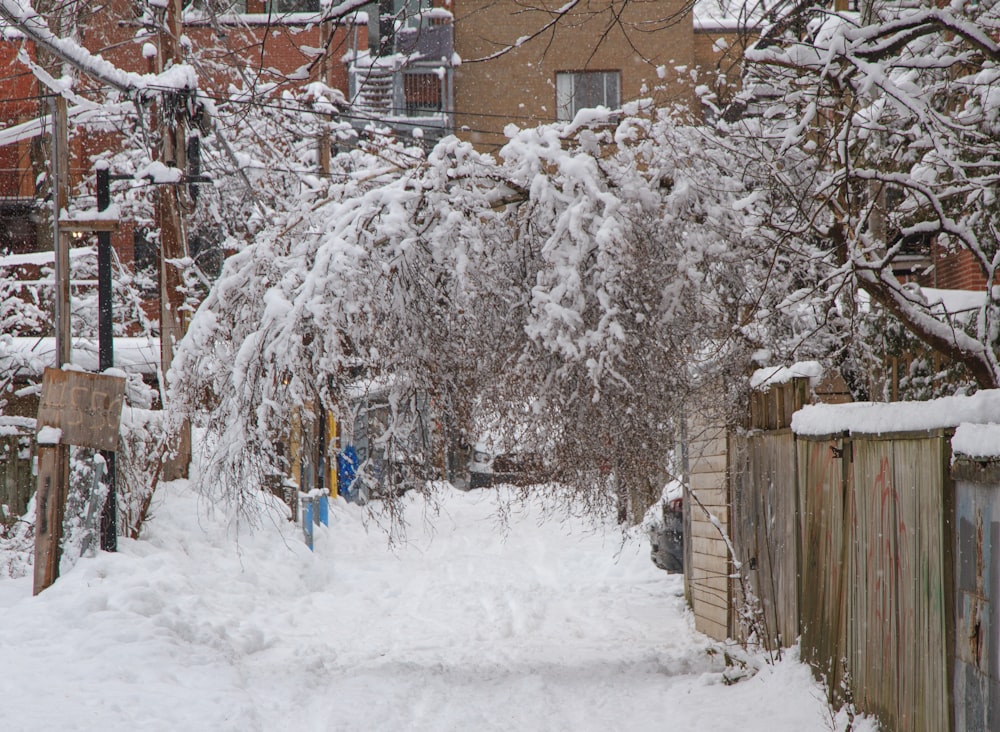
[0,246,94,268]
[922,287,988,315]
[792,389,1000,437]
[750,361,823,391]
[0,337,160,377]
[694,0,775,31]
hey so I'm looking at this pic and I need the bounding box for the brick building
[451,0,696,150]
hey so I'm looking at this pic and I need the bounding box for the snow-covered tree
[170,105,780,522]
[730,0,1000,391]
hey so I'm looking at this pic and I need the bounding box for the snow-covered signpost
[33,368,125,595]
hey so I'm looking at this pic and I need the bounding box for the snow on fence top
[750,360,823,391]
[792,389,1000,438]
[951,423,1000,460]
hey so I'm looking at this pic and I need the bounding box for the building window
[0,199,38,254]
[556,71,621,122]
[403,72,442,116]
[189,1,320,13]
[266,0,319,12]
[189,231,224,281]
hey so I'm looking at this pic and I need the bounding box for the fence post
[301,494,314,551]
[318,490,329,526]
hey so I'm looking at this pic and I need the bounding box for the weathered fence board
[797,435,849,700]
[730,429,799,649]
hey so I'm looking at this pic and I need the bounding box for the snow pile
[0,482,859,730]
[792,389,1000,436]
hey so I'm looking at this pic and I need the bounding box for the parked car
[468,443,547,489]
[649,493,683,573]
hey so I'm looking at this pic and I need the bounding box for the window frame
[555,70,621,122]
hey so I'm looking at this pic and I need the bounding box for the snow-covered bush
[172,106,787,523]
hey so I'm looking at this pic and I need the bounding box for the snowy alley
[0,482,862,731]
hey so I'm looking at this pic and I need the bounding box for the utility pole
[96,163,117,551]
[53,95,70,367]
[34,94,72,594]
[157,0,191,481]
[318,18,332,176]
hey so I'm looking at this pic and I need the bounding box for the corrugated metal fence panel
[797,435,848,699]
[0,433,34,520]
[730,430,798,649]
[849,435,951,732]
[952,467,1000,732]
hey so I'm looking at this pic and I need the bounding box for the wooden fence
[725,379,806,650]
[686,376,958,732]
[797,430,953,732]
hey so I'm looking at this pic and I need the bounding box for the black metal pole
[96,165,117,552]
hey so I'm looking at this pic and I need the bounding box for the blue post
[319,492,329,526]
[302,496,314,551]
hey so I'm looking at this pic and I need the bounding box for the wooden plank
[689,562,730,583]
[851,437,898,729]
[690,496,728,512]
[690,424,727,444]
[690,518,734,540]
[32,444,69,595]
[690,469,725,488]
[692,535,729,557]
[693,598,730,628]
[892,436,950,732]
[690,452,727,475]
[36,368,126,451]
[691,582,729,608]
[691,505,729,523]
[690,564,730,587]
[690,567,730,589]
[690,482,727,495]
[695,614,728,641]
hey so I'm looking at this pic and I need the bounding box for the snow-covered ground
[0,483,865,731]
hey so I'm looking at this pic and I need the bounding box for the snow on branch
[0,0,197,96]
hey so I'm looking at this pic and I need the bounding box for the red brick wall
[932,243,987,291]
[0,40,40,198]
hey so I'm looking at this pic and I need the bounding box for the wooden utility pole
[318,19,332,175]
[33,94,73,595]
[157,0,191,480]
[52,95,70,367]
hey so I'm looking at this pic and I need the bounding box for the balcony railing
[347,16,454,138]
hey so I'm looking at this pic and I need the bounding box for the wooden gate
[797,429,954,732]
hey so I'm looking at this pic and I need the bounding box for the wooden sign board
[36,368,126,451]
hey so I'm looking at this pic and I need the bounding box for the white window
[556,71,621,122]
